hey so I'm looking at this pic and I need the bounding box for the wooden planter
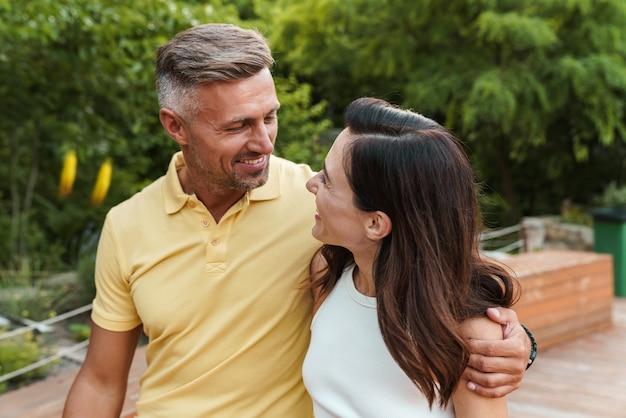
[497,250,614,350]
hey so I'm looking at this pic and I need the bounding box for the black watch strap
[521,324,537,370]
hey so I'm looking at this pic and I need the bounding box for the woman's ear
[366,211,392,241]
[159,108,189,146]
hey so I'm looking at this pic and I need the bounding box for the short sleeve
[91,211,142,331]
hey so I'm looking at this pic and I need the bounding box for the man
[63,23,533,418]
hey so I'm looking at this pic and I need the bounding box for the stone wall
[522,216,593,252]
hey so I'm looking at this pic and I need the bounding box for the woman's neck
[352,264,376,297]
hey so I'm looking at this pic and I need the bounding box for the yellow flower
[58,149,78,197]
[91,158,113,207]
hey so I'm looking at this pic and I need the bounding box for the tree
[267,0,626,224]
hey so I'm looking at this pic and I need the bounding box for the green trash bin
[592,208,626,297]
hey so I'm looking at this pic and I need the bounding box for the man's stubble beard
[188,143,271,195]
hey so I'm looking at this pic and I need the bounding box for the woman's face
[306,129,372,250]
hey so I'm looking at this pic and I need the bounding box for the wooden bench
[500,250,614,350]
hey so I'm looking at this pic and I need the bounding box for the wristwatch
[521,324,537,370]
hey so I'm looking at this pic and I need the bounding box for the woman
[302,97,520,417]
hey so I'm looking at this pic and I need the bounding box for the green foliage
[68,323,91,341]
[267,0,626,224]
[561,204,593,226]
[594,181,626,208]
[75,232,98,305]
[224,0,258,19]
[273,75,332,170]
[0,331,54,394]
[0,266,78,321]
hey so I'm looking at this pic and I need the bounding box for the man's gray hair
[155,23,274,122]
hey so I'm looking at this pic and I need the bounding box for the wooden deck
[508,296,626,418]
[1,299,625,418]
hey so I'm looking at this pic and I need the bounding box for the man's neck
[177,165,245,223]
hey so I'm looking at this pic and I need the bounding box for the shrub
[0,330,56,394]
[68,323,91,341]
[594,181,626,209]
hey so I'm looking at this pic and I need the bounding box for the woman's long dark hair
[311,97,520,409]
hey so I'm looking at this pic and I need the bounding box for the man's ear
[365,211,392,241]
[159,108,188,146]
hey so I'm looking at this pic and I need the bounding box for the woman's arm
[453,316,508,418]
[463,307,531,397]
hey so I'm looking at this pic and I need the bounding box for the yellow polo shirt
[92,152,320,417]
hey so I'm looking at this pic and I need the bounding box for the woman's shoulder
[460,315,503,341]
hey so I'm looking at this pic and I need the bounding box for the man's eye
[226,124,246,132]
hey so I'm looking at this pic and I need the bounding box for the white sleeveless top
[302,265,455,418]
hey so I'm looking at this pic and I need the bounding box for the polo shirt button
[211,239,221,246]
[188,201,197,208]
[202,220,210,227]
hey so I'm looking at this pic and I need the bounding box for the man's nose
[249,123,275,154]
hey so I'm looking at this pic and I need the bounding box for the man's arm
[63,323,142,417]
[463,306,533,398]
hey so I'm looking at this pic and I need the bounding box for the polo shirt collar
[163,152,281,215]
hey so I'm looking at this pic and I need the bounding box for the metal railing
[480,224,524,254]
[0,304,92,385]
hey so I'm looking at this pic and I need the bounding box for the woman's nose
[306,174,319,194]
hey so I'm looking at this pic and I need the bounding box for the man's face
[184,68,279,195]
